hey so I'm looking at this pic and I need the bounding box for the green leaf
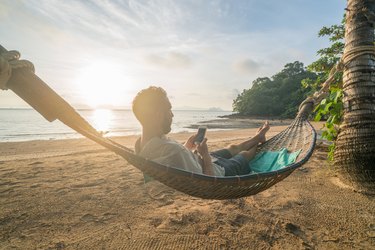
[331,114,337,124]
[324,102,333,113]
[314,113,322,121]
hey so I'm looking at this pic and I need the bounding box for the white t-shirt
[135,136,225,176]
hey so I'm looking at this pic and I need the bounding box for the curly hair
[132,86,170,125]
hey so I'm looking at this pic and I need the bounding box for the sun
[75,61,133,108]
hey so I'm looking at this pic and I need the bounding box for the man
[132,86,269,176]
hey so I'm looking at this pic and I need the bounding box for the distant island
[207,107,224,112]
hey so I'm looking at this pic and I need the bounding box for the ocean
[0,109,232,142]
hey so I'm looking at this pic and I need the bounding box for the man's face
[159,99,173,134]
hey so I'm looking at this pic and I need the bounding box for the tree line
[232,20,344,121]
[232,61,317,118]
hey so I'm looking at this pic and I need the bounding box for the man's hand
[196,138,209,157]
[184,134,197,150]
[185,136,214,176]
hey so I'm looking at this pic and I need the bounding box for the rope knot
[298,96,315,111]
[0,50,35,90]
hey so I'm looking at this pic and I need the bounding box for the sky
[0,0,346,111]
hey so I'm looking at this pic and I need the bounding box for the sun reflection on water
[92,109,112,134]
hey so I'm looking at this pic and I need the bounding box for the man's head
[132,86,173,134]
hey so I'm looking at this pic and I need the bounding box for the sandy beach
[0,122,374,249]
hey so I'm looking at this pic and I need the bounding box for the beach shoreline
[0,120,314,162]
[0,123,374,249]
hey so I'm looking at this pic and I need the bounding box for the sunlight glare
[92,108,112,133]
[76,62,133,108]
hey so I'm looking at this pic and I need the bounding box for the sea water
[0,109,232,142]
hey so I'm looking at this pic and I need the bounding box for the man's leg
[226,121,269,156]
[238,146,257,161]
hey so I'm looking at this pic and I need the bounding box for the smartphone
[194,126,207,144]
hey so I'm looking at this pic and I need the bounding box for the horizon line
[0,107,233,112]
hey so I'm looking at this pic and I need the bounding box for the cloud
[230,89,241,99]
[146,52,192,69]
[233,58,262,74]
[0,1,11,18]
[186,92,203,97]
[1,0,347,110]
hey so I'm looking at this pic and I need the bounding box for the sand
[0,123,374,249]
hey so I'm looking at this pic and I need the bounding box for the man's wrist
[201,153,214,176]
[201,152,210,159]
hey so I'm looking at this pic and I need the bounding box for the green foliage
[233,19,346,160]
[304,19,345,161]
[313,87,343,161]
[233,61,317,118]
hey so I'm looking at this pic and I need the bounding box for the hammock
[0,46,319,199]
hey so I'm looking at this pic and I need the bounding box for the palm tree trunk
[334,0,375,192]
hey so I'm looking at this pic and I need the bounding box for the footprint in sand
[144,182,175,206]
[285,222,313,247]
[80,213,117,223]
[230,214,250,228]
[80,214,98,222]
[285,222,304,237]
[100,213,117,222]
[70,179,106,188]
[150,217,163,228]
[30,183,42,188]
[28,161,43,165]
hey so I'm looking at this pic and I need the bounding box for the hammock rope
[0,44,365,199]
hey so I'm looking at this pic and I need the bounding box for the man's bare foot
[257,121,270,144]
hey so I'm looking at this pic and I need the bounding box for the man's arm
[200,152,214,176]
[197,138,215,176]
